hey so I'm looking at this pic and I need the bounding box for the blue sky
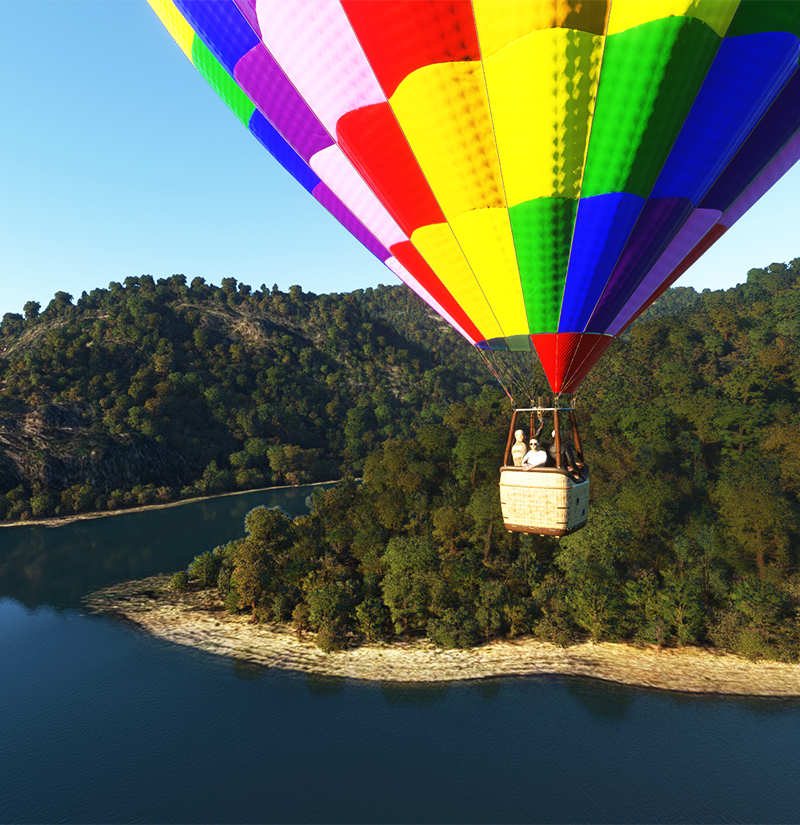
[3,0,800,318]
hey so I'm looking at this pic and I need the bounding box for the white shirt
[522,448,547,468]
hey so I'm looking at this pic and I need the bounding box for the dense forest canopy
[186,260,800,661]
[0,275,488,519]
[2,259,800,661]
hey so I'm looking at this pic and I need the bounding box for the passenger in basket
[510,429,528,466]
[546,429,579,472]
[522,438,547,471]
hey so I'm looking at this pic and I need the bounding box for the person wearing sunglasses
[522,438,547,470]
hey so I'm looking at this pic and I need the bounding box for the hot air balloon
[147,0,800,535]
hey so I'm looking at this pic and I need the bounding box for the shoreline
[83,574,800,697]
[0,479,340,529]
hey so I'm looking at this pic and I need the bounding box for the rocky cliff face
[0,402,189,494]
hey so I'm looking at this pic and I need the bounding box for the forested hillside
[173,260,800,663]
[4,260,800,662]
[0,275,487,521]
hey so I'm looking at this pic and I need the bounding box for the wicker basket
[499,467,589,536]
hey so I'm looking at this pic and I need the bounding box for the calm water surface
[1,486,799,824]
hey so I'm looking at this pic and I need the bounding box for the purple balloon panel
[234,44,334,163]
[586,197,693,334]
[312,182,391,263]
[232,0,260,39]
[723,130,800,227]
[607,208,722,336]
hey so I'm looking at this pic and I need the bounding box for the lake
[1,485,799,824]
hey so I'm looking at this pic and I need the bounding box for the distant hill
[3,260,800,532]
[629,284,702,327]
[0,276,488,520]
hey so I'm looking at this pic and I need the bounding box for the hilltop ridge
[0,276,487,520]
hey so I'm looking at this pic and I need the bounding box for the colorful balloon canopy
[148,0,800,396]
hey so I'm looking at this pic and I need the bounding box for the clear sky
[3,0,800,318]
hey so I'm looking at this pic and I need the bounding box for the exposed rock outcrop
[0,402,189,494]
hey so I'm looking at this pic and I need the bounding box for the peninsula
[84,574,800,697]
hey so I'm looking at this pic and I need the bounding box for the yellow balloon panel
[410,223,505,340]
[606,0,739,36]
[482,27,603,205]
[474,0,609,57]
[448,207,529,336]
[389,61,505,220]
[147,0,195,62]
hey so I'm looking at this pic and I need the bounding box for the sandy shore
[82,574,800,696]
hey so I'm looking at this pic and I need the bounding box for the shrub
[316,622,347,653]
[293,603,309,637]
[427,608,480,649]
[189,550,220,588]
[170,571,189,592]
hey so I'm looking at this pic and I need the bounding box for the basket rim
[500,465,589,484]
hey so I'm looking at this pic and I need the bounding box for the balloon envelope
[148,0,800,394]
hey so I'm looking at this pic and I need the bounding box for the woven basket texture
[499,470,589,531]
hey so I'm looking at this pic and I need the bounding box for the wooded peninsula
[3,262,800,666]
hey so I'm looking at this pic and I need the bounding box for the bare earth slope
[83,574,800,696]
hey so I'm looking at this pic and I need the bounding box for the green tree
[531,574,574,648]
[474,580,508,643]
[453,429,503,487]
[381,536,439,635]
[170,571,189,592]
[714,466,798,574]
[189,550,221,588]
[304,577,357,651]
[427,608,480,649]
[624,570,672,648]
[355,596,391,642]
[230,539,272,622]
[709,577,798,662]
[659,569,705,646]
[292,602,309,637]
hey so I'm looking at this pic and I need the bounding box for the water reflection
[564,676,636,720]
[379,680,451,704]
[231,658,268,681]
[305,674,347,697]
[469,677,502,701]
[725,694,800,714]
[0,484,335,610]
[663,688,800,715]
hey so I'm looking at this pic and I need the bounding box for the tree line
[3,258,800,662]
[175,260,800,662]
[0,275,486,521]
